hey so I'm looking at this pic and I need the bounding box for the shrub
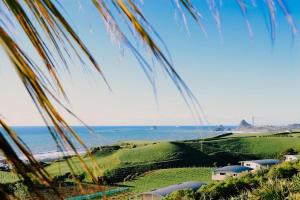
[284,148,298,155]
[12,182,30,200]
[229,192,250,200]
[199,172,262,199]
[278,148,298,159]
[288,193,300,200]
[200,179,243,199]
[90,145,121,156]
[254,168,268,178]
[268,162,298,179]
[53,172,71,183]
[251,179,291,200]
[164,189,197,200]
[290,174,300,192]
[199,161,300,199]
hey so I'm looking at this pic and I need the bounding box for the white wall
[241,162,260,170]
[212,172,238,181]
[285,155,299,161]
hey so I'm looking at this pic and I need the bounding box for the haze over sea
[0,126,233,161]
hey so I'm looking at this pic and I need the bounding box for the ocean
[0,126,234,161]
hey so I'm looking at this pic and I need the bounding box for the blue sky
[1,0,300,126]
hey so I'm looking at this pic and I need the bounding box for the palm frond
[0,185,10,200]
[0,119,59,199]
[0,24,101,185]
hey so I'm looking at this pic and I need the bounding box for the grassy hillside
[44,140,255,183]
[3,135,300,186]
[113,142,181,163]
[121,167,213,193]
[200,136,300,158]
[45,142,185,176]
[233,137,300,157]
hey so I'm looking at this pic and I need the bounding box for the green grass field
[121,167,213,193]
[0,171,20,184]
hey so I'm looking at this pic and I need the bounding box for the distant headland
[234,119,300,133]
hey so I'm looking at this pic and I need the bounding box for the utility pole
[252,116,255,127]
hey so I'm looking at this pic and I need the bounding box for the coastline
[0,149,86,164]
[4,126,293,164]
[0,129,280,164]
[0,126,234,163]
[1,128,289,164]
